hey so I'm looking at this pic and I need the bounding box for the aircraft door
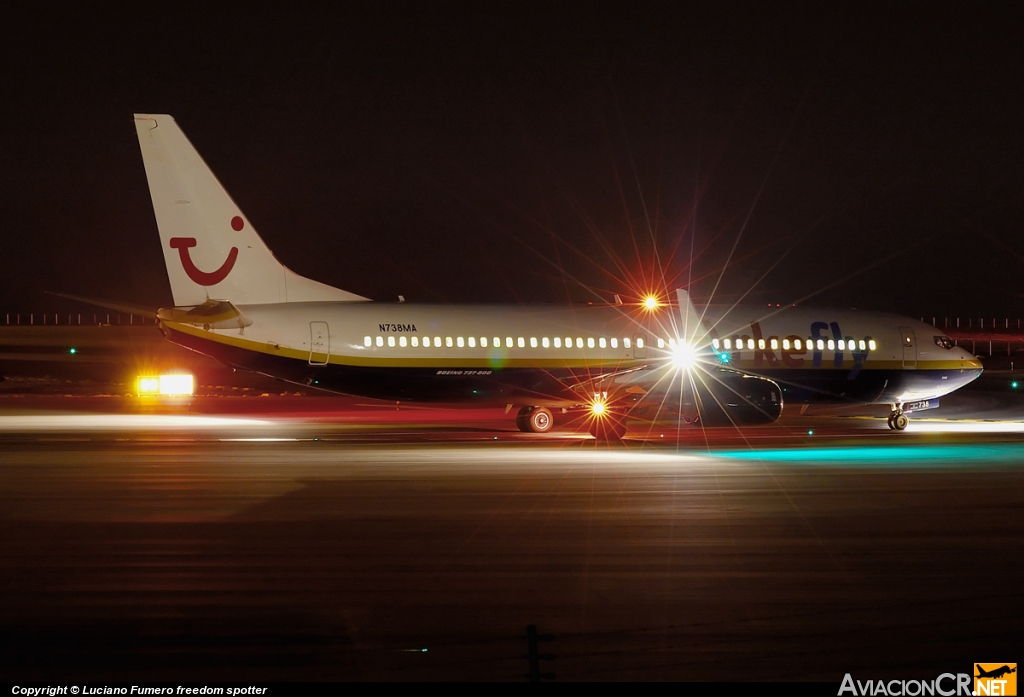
[898,326,916,368]
[632,333,648,359]
[309,321,329,366]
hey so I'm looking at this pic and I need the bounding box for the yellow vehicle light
[137,374,194,397]
[159,374,194,396]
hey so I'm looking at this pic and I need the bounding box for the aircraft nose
[957,347,984,370]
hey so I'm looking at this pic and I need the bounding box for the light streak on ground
[711,442,1024,467]
[902,419,1024,434]
[0,413,274,431]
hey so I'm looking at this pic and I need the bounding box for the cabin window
[745,339,753,350]
[624,337,632,348]
[859,340,866,351]
[388,336,396,347]
[517,337,525,348]
[434,337,441,347]
[364,336,372,347]
[757,339,765,350]
[782,339,790,350]
[599,338,607,348]
[816,339,824,350]
[587,338,595,349]
[530,337,538,348]
[445,337,453,347]
[506,337,513,348]
[576,338,584,349]
[794,339,802,350]
[611,338,618,348]
[657,338,665,349]
[723,339,732,350]
[827,340,835,350]
[375,336,384,347]
[399,336,407,347]
[838,340,845,350]
[770,339,778,350]
[411,336,419,347]
[468,337,476,348]
[712,339,720,349]
[554,337,562,348]
[868,339,877,351]
[493,337,500,348]
[456,337,464,347]
[480,337,488,348]
[542,337,550,348]
[566,337,573,348]
[636,337,645,349]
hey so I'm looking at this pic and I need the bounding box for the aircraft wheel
[516,406,554,433]
[526,407,554,433]
[886,415,896,430]
[893,413,909,430]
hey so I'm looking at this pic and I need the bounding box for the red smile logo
[169,216,243,286]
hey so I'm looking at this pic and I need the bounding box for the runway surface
[1,381,1023,681]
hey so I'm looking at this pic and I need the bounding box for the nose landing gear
[887,405,909,431]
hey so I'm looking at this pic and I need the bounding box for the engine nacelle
[623,368,783,427]
[691,369,783,425]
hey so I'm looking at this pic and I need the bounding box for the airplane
[976,666,1016,680]
[131,113,984,438]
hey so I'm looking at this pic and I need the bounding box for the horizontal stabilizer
[45,291,159,320]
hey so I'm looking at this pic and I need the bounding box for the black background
[1,2,1021,315]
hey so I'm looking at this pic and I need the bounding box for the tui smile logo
[169,216,243,286]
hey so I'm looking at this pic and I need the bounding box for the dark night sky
[1,2,1021,316]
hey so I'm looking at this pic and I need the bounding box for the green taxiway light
[1012,381,1019,389]
[68,347,77,354]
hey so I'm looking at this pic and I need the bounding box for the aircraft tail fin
[133,114,368,307]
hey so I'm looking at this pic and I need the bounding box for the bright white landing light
[671,342,696,369]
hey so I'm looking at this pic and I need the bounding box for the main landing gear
[515,406,554,434]
[886,405,909,431]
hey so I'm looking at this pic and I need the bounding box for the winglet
[676,288,710,349]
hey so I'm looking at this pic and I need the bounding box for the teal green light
[1012,381,1019,389]
[710,444,1024,468]
[69,347,77,354]
[718,352,730,364]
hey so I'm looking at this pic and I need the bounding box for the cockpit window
[934,336,954,350]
